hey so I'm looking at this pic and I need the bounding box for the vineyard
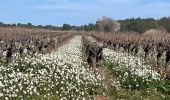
[0,28,170,99]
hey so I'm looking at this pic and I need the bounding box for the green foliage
[158,17,170,32]
[119,18,158,33]
[105,62,170,99]
[1,17,170,32]
[87,84,101,95]
[62,23,72,30]
[44,25,60,30]
[83,23,96,31]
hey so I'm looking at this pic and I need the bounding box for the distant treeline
[0,17,170,33]
[0,22,96,31]
[119,17,170,33]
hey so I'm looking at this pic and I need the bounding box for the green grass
[103,61,170,100]
[1,56,170,99]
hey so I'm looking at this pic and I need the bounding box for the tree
[27,23,33,28]
[119,18,157,33]
[62,24,72,30]
[0,22,4,26]
[158,17,170,32]
[17,23,22,27]
[96,16,120,32]
[12,24,17,27]
[83,23,96,31]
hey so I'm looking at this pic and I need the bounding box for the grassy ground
[94,61,170,100]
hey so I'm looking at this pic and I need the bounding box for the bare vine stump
[165,62,170,79]
[83,36,104,69]
[165,50,170,78]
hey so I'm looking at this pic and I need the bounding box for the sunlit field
[1,0,170,99]
[0,26,170,100]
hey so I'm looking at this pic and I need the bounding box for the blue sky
[0,0,170,26]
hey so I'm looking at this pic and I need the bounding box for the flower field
[0,36,108,99]
[0,33,170,100]
[85,35,170,99]
[103,48,160,79]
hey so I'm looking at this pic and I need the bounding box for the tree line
[0,16,170,33]
[119,17,170,33]
[0,22,96,31]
